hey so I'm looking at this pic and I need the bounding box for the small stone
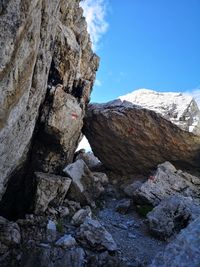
[123,181,143,197]
[55,234,77,249]
[57,206,70,217]
[38,243,51,249]
[126,220,135,227]
[76,218,117,251]
[115,199,131,214]
[71,207,92,226]
[118,223,128,230]
[46,220,57,242]
[128,233,136,239]
[47,220,57,231]
[46,207,58,216]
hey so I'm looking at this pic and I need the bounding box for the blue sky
[81,0,200,103]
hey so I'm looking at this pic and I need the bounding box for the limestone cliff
[0,0,99,202]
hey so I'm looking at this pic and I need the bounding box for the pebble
[38,243,51,248]
[47,220,57,231]
[128,233,137,239]
[118,223,128,230]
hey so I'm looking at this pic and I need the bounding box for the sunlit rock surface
[84,98,200,174]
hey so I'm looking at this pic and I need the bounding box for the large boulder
[33,172,71,214]
[133,162,200,206]
[119,89,200,135]
[63,160,107,205]
[150,217,200,267]
[147,195,200,239]
[0,0,99,200]
[0,216,21,254]
[83,91,200,174]
[32,86,84,174]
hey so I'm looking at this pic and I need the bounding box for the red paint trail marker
[71,113,78,120]
[148,175,156,182]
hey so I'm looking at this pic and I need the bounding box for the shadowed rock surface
[147,195,200,239]
[0,0,99,201]
[34,172,71,214]
[84,99,200,174]
[150,216,200,267]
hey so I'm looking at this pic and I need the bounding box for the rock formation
[119,89,200,135]
[1,1,200,267]
[0,0,99,202]
[150,217,200,267]
[147,195,200,239]
[83,94,200,174]
[133,161,200,206]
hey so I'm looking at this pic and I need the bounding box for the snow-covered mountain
[119,89,200,135]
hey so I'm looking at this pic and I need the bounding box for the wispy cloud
[95,79,102,86]
[80,0,109,50]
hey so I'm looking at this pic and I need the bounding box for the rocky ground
[95,191,167,266]
[1,153,200,267]
[1,1,200,266]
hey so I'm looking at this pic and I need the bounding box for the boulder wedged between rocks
[83,92,200,174]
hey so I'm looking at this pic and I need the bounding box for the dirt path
[96,196,167,266]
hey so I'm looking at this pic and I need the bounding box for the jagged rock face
[76,218,117,252]
[147,195,200,239]
[119,89,200,135]
[150,217,200,267]
[0,0,99,200]
[83,99,200,174]
[63,159,107,205]
[133,162,200,206]
[34,172,71,215]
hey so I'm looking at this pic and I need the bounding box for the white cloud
[95,79,102,86]
[76,136,91,151]
[80,0,109,50]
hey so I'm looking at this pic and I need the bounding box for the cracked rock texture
[83,99,200,174]
[147,195,200,239]
[134,162,200,206]
[0,0,99,200]
[119,89,200,135]
[63,159,107,205]
[150,216,200,267]
[34,172,71,214]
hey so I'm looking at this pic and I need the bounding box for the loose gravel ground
[96,196,167,267]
